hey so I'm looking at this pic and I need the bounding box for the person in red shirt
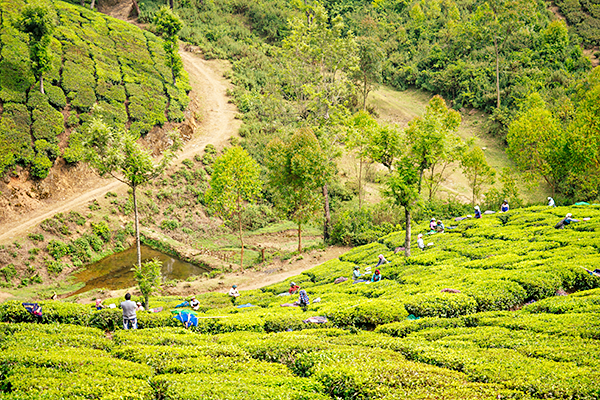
[289,282,300,294]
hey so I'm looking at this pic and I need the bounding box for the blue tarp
[174,301,190,308]
[236,303,256,308]
[173,310,198,327]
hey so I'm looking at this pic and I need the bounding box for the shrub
[0,264,17,282]
[30,153,53,179]
[91,221,111,242]
[47,240,70,260]
[160,219,180,230]
[404,292,478,318]
[28,233,44,242]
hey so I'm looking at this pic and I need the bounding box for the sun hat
[232,284,237,288]
[291,282,296,286]
[378,254,384,259]
[417,234,423,238]
[566,213,572,218]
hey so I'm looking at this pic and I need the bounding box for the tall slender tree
[383,159,420,257]
[206,147,261,270]
[15,4,54,94]
[405,95,461,194]
[461,146,496,205]
[154,7,183,85]
[81,119,182,269]
[266,128,328,252]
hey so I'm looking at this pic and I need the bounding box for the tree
[266,128,328,252]
[346,111,378,209]
[132,258,162,311]
[154,7,183,85]
[353,36,384,110]
[405,95,462,194]
[15,4,54,94]
[368,123,402,172]
[281,3,358,123]
[82,119,182,269]
[471,0,539,109]
[506,95,565,195]
[461,146,496,205]
[382,159,420,257]
[206,147,261,270]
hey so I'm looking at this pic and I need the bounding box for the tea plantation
[1,205,600,399]
[0,0,190,177]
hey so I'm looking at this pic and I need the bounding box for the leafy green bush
[404,292,478,318]
[30,153,53,179]
[91,221,111,242]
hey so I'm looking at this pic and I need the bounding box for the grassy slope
[369,86,548,204]
[1,205,600,398]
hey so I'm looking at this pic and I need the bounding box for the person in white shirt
[417,233,425,251]
[190,296,200,311]
[548,197,556,207]
[228,284,240,305]
[135,302,145,312]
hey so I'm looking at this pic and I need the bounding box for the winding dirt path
[0,49,239,244]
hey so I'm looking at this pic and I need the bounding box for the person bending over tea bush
[555,213,579,229]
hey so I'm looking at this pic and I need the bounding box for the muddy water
[71,245,208,295]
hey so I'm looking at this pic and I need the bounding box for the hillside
[0,0,190,180]
[1,205,600,398]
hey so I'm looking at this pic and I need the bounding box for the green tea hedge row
[0,0,190,176]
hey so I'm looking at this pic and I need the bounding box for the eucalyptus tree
[404,95,462,195]
[81,119,182,269]
[206,146,262,270]
[266,128,329,252]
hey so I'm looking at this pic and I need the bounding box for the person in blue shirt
[298,289,310,311]
[555,213,579,229]
[500,200,509,212]
[371,269,382,282]
[353,266,361,280]
[474,206,482,219]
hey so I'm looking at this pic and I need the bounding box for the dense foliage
[1,205,600,398]
[0,0,190,177]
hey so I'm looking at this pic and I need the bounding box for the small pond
[71,245,209,296]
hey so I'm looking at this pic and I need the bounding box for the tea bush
[0,0,190,177]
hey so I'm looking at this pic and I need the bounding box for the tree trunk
[418,168,424,194]
[404,206,411,257]
[132,185,142,268]
[297,222,302,252]
[39,76,44,94]
[237,196,244,271]
[90,0,95,9]
[363,72,368,111]
[80,0,84,6]
[169,0,174,9]
[323,184,331,242]
[131,0,140,17]
[144,294,149,311]
[358,156,363,210]
[494,35,500,109]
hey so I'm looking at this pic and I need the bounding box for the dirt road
[0,50,239,244]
